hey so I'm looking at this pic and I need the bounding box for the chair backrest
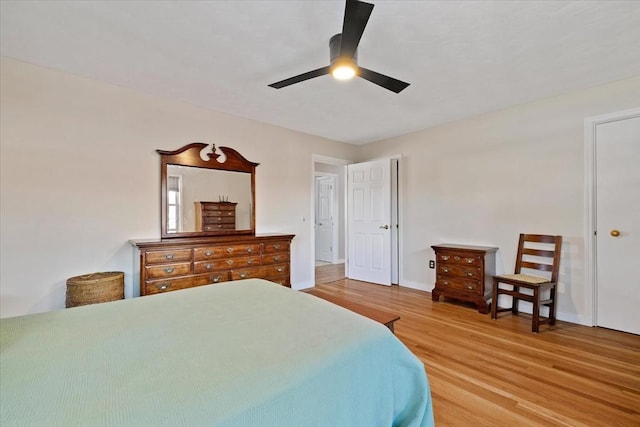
[514,234,563,282]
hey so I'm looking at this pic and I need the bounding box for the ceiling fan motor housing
[330,33,358,67]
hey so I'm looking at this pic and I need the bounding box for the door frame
[314,173,338,264]
[311,154,350,285]
[584,107,640,327]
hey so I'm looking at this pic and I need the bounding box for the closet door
[595,115,640,335]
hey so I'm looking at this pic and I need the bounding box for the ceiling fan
[268,0,410,94]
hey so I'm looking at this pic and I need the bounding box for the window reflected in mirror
[166,165,253,233]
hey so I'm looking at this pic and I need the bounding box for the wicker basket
[66,271,124,308]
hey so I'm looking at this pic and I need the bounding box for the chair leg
[532,287,540,333]
[548,285,557,326]
[512,285,520,315]
[491,279,499,319]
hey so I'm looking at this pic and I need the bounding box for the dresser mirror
[159,143,258,238]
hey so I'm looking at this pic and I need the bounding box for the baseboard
[495,296,590,327]
[398,280,432,292]
[292,280,314,291]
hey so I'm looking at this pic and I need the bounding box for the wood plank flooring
[311,279,640,426]
[315,262,345,284]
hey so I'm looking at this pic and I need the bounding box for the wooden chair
[491,234,562,333]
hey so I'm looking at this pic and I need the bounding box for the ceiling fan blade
[339,0,374,59]
[268,66,331,89]
[358,67,410,93]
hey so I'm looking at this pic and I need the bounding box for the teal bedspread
[1,279,433,426]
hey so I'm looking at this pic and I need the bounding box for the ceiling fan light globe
[331,56,357,80]
[332,65,357,80]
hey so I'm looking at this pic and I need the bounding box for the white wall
[0,58,358,318]
[358,76,640,325]
[3,56,639,326]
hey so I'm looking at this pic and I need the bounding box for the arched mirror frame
[159,143,258,239]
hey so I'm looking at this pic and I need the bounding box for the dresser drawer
[436,275,482,294]
[221,244,260,257]
[203,204,236,211]
[203,224,236,231]
[146,249,192,265]
[144,274,228,295]
[193,244,260,260]
[268,277,291,287]
[202,215,236,224]
[230,266,267,280]
[264,263,289,278]
[437,264,480,280]
[145,262,192,279]
[263,241,290,253]
[194,256,261,273]
[202,209,235,217]
[262,252,290,265]
[437,252,481,267]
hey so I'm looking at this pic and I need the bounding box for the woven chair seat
[495,274,549,284]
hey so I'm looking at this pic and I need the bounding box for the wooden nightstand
[431,244,498,314]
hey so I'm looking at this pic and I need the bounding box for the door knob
[610,229,621,237]
[379,225,389,230]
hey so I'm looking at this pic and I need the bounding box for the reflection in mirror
[159,143,258,238]
[166,166,252,233]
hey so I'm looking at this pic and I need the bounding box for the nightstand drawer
[437,264,480,280]
[437,275,482,293]
[437,252,481,267]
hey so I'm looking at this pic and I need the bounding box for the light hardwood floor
[315,262,345,284]
[311,279,640,426]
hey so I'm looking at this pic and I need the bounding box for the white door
[347,159,391,285]
[315,176,334,263]
[596,115,640,335]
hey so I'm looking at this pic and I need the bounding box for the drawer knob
[442,280,449,285]
[276,267,284,272]
[273,255,280,261]
[157,283,171,291]
[165,254,174,260]
[466,271,473,276]
[247,259,254,265]
[205,263,212,270]
[247,248,253,253]
[217,225,222,228]
[228,212,232,216]
[466,258,474,263]
[273,244,280,250]
[441,255,450,261]
[205,250,213,256]
[227,260,234,265]
[467,285,474,290]
[211,275,221,283]
[226,247,234,253]
[442,267,449,273]
[239,272,249,279]
[164,267,174,274]
[454,256,461,261]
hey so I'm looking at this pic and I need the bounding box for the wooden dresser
[195,201,237,231]
[131,234,294,296]
[431,244,498,314]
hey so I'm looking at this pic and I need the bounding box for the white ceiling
[1,1,639,145]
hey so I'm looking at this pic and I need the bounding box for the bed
[1,279,433,426]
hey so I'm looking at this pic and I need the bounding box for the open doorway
[313,157,348,285]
